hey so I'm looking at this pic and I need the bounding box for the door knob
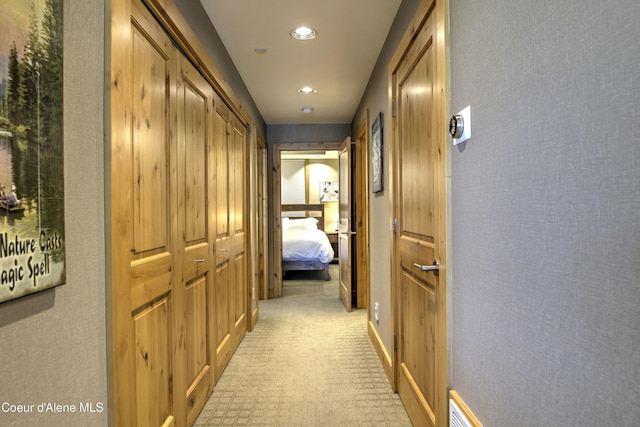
[412,260,440,277]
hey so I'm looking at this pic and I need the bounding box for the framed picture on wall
[372,112,383,193]
[320,181,339,202]
[0,0,66,304]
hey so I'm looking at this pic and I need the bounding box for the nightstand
[326,232,338,263]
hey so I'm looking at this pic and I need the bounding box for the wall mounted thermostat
[450,105,471,145]
[449,114,464,138]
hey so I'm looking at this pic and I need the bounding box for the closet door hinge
[392,101,397,118]
[394,334,398,350]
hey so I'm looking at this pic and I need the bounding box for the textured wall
[267,124,351,144]
[0,1,108,426]
[173,0,266,135]
[449,0,640,425]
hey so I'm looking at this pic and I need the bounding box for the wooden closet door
[112,0,252,424]
[176,54,215,425]
[213,94,234,380]
[212,95,248,380]
[111,0,180,425]
[230,116,247,348]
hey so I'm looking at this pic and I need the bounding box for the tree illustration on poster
[0,0,65,303]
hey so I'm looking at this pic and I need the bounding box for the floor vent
[450,398,472,427]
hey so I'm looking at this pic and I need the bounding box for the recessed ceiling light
[291,26,316,40]
[298,86,317,94]
[301,106,314,114]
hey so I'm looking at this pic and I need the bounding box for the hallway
[194,265,412,426]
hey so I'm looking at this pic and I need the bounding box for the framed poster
[0,0,65,303]
[372,112,383,193]
[320,181,339,202]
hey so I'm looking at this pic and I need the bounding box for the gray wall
[352,0,421,360]
[0,1,108,426]
[267,123,351,144]
[174,0,266,134]
[449,0,640,425]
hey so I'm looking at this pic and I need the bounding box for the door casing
[271,142,341,298]
[354,114,370,310]
[388,0,449,425]
[270,139,370,303]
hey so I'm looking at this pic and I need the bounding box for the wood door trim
[247,125,257,333]
[141,0,251,126]
[388,0,437,76]
[388,0,449,424]
[450,390,484,427]
[271,141,341,298]
[252,127,267,324]
[108,0,134,422]
[354,112,370,310]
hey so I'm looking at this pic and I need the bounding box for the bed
[281,203,335,281]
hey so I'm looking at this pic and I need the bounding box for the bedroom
[280,151,339,281]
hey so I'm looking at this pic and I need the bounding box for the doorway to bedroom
[280,151,339,283]
[270,134,369,312]
[281,149,340,237]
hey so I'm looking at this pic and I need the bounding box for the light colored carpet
[194,265,412,426]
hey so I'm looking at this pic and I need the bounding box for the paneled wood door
[213,95,233,380]
[176,54,215,425]
[230,115,248,348]
[338,137,353,311]
[390,0,448,426]
[110,0,180,425]
[213,94,248,381]
[111,0,252,424]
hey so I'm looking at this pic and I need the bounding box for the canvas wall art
[372,112,383,193]
[0,0,65,303]
[320,181,339,202]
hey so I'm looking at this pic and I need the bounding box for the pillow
[286,217,318,230]
[281,217,290,231]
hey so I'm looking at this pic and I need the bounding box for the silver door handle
[413,261,440,276]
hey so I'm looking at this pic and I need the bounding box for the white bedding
[282,228,334,263]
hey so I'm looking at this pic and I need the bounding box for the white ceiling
[200,0,402,125]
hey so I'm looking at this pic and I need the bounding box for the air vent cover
[450,398,472,427]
